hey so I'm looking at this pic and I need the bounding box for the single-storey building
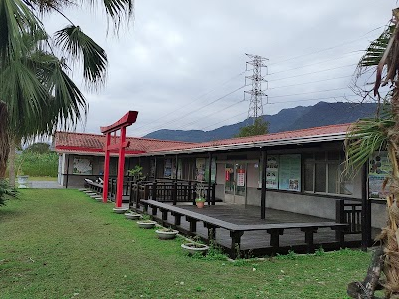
[54,123,388,232]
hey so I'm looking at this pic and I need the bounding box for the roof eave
[141,132,347,156]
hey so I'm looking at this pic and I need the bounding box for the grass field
[0,189,371,299]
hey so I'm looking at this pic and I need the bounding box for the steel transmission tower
[244,53,268,124]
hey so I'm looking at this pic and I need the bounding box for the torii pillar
[100,111,138,207]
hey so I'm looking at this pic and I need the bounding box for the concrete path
[28,181,63,189]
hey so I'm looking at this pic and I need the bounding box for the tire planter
[125,212,141,220]
[137,220,157,229]
[155,229,179,240]
[113,207,129,214]
[181,243,209,255]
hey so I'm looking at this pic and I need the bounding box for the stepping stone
[78,188,87,191]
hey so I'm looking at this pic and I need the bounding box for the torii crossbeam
[100,111,138,207]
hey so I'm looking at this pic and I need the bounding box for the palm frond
[54,25,107,88]
[102,0,134,31]
[344,115,395,176]
[0,0,44,60]
[27,48,87,134]
[358,25,394,68]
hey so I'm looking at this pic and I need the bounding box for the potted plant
[137,214,157,229]
[155,227,179,240]
[125,210,141,220]
[195,183,206,208]
[127,165,146,183]
[181,237,209,255]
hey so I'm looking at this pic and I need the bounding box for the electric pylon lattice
[244,53,268,124]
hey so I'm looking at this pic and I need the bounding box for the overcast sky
[45,1,395,137]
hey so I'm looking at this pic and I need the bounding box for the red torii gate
[100,111,138,207]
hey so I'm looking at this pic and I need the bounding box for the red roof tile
[147,123,351,153]
[54,132,195,155]
[55,123,351,156]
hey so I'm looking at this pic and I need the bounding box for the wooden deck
[135,202,363,257]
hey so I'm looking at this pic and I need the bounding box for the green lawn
[0,189,370,299]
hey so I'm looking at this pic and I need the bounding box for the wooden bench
[140,199,348,258]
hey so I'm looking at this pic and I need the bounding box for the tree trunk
[0,102,9,179]
[347,247,384,298]
[8,138,15,187]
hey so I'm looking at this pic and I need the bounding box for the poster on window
[164,159,172,178]
[266,155,279,189]
[196,158,206,181]
[150,159,156,178]
[177,159,182,179]
[73,158,92,175]
[278,154,301,191]
[204,158,216,183]
[369,151,391,199]
[237,169,245,187]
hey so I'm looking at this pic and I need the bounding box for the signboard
[369,151,391,199]
[73,158,93,175]
[237,169,245,187]
[278,154,301,191]
[196,158,206,181]
[266,155,279,189]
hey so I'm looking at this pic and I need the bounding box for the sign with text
[278,154,301,191]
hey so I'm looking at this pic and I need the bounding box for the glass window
[304,163,314,192]
[224,164,234,194]
[328,163,338,193]
[315,163,326,192]
[303,151,353,195]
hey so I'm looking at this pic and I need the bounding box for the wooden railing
[336,199,362,234]
[127,180,216,208]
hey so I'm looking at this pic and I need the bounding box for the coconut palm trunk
[0,102,9,179]
[346,8,399,298]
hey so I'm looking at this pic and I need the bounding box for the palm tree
[0,0,134,180]
[345,8,399,299]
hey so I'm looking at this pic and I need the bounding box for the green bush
[16,151,58,177]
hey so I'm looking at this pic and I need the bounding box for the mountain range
[143,101,377,142]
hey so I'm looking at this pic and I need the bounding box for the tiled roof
[54,132,195,155]
[146,123,351,154]
[55,123,351,156]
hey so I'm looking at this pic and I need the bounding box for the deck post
[260,149,267,219]
[230,231,244,259]
[188,181,192,202]
[172,181,177,205]
[212,183,216,205]
[135,182,140,208]
[151,181,157,201]
[207,152,212,206]
[361,163,371,250]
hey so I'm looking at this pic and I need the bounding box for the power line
[135,85,246,136]
[268,51,362,75]
[269,75,352,90]
[198,94,358,131]
[268,26,384,66]
[270,63,357,82]
[268,87,351,99]
[133,70,246,131]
